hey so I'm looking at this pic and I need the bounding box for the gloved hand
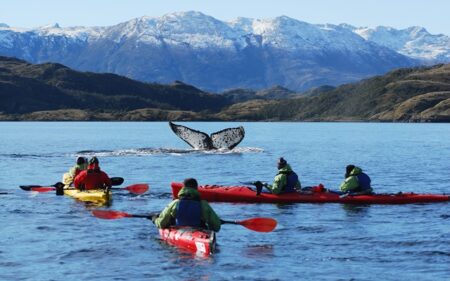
[254,181,263,188]
[150,214,159,224]
[254,181,263,195]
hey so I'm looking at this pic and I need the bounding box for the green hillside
[1,56,449,122]
[0,56,230,117]
[218,64,450,122]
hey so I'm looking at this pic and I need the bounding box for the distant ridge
[0,56,449,122]
[0,56,230,118]
[4,11,448,91]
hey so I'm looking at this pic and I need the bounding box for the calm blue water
[1,122,449,281]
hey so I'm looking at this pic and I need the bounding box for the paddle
[19,177,124,191]
[240,181,267,186]
[92,210,277,233]
[20,183,62,191]
[220,218,277,232]
[31,183,149,195]
[92,210,155,219]
[240,181,269,195]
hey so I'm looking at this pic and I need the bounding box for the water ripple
[0,153,58,158]
[2,122,450,281]
[73,147,263,157]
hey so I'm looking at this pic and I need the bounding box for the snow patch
[352,25,450,61]
[0,12,449,61]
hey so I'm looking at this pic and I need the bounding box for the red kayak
[159,227,216,256]
[171,182,449,204]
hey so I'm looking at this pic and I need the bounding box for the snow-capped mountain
[1,11,447,91]
[346,25,450,62]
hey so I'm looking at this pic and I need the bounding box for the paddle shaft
[50,187,128,191]
[31,183,148,195]
[129,214,155,219]
[20,177,124,191]
[92,210,158,220]
[220,220,239,225]
[240,181,256,185]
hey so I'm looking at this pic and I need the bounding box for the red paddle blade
[238,217,277,232]
[31,187,55,192]
[92,210,132,220]
[124,184,149,194]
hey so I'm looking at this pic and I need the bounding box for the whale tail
[169,122,245,150]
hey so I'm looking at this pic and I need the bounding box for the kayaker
[339,165,373,195]
[62,157,88,187]
[73,157,112,190]
[152,178,221,232]
[255,157,301,195]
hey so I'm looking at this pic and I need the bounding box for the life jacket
[280,171,299,193]
[357,173,371,191]
[74,167,111,190]
[176,199,202,227]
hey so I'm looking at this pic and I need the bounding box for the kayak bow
[159,227,216,256]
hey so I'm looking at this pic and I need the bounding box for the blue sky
[1,0,449,35]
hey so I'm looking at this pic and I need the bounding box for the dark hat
[76,157,86,165]
[183,178,198,189]
[89,157,99,165]
[345,164,355,178]
[278,157,287,165]
[346,164,355,174]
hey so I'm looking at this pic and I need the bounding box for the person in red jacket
[74,157,112,190]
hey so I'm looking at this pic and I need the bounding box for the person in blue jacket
[339,165,373,195]
[152,178,221,232]
[255,157,301,195]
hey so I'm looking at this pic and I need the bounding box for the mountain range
[1,56,449,122]
[1,11,449,91]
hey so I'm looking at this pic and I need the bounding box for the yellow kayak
[64,189,112,205]
[61,172,112,205]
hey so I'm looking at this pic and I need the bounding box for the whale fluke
[169,122,245,150]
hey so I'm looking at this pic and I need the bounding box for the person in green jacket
[152,178,221,232]
[255,157,302,195]
[62,157,88,187]
[339,165,373,194]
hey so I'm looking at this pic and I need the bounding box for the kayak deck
[159,227,216,256]
[64,189,111,205]
[171,182,449,204]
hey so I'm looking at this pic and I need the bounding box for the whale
[169,122,245,150]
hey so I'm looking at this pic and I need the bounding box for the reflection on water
[341,204,371,215]
[243,244,275,258]
[274,203,297,210]
[155,238,216,261]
